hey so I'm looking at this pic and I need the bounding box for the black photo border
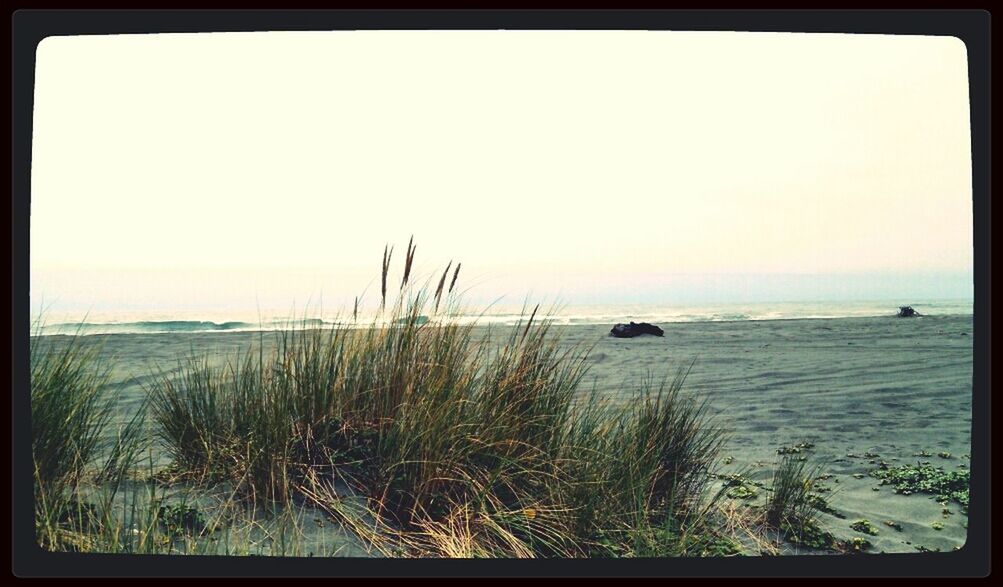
[10,9,991,578]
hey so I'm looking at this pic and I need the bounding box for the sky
[30,31,974,316]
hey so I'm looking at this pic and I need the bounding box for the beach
[77,313,973,555]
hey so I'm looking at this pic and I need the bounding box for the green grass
[31,329,112,501]
[765,453,835,550]
[29,321,314,556]
[766,453,826,528]
[31,325,150,552]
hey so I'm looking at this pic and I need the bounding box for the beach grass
[147,293,727,556]
[30,324,154,552]
[30,326,113,500]
[764,453,835,550]
[30,242,832,557]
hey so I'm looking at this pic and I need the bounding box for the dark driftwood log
[610,322,665,338]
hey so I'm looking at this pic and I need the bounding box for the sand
[77,314,973,555]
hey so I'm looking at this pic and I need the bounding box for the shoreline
[31,311,976,338]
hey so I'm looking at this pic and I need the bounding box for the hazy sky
[30,31,974,314]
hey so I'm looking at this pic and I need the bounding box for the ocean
[31,299,974,336]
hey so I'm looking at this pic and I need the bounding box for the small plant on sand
[883,520,903,531]
[157,501,210,538]
[781,521,833,550]
[726,485,758,500]
[849,519,878,536]
[807,493,844,519]
[841,536,873,553]
[717,472,762,501]
[684,534,743,557]
[869,462,969,512]
[776,441,814,456]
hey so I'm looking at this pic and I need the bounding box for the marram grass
[30,242,826,557]
[146,254,727,557]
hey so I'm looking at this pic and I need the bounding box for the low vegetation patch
[849,519,878,536]
[869,463,969,512]
[716,473,763,501]
[776,442,814,456]
[157,502,210,538]
[781,519,835,550]
[841,536,873,553]
[807,493,844,519]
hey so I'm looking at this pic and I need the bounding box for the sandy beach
[78,313,972,555]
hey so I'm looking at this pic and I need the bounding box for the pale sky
[30,31,974,314]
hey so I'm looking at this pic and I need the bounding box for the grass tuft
[144,242,728,557]
[765,453,834,550]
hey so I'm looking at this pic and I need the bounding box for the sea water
[31,299,974,336]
